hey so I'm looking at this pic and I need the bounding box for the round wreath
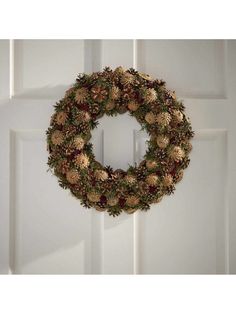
[46,67,194,216]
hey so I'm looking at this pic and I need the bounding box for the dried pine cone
[126,196,140,207]
[169,146,185,162]
[114,66,125,75]
[110,86,120,100]
[146,160,157,170]
[124,174,137,185]
[94,170,109,181]
[162,174,173,187]
[125,207,138,214]
[91,85,108,102]
[139,181,150,194]
[122,86,136,101]
[75,88,88,103]
[107,197,119,206]
[182,141,193,154]
[143,88,157,103]
[136,166,147,181]
[66,169,80,184]
[51,130,64,145]
[89,103,100,115]
[76,111,91,123]
[127,101,140,112]
[117,104,128,114]
[78,122,90,134]
[56,111,68,125]
[121,73,135,86]
[172,109,183,123]
[56,159,70,175]
[145,112,156,124]
[146,174,159,186]
[156,112,172,126]
[139,73,152,81]
[74,153,90,169]
[155,150,167,160]
[174,170,184,183]
[62,143,75,156]
[87,191,101,202]
[181,157,190,169]
[140,203,150,212]
[95,205,106,212]
[144,193,156,203]
[156,135,169,149]
[74,136,85,150]
[151,195,163,204]
[105,101,116,111]
[165,185,176,195]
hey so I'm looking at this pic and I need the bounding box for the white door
[0,39,235,274]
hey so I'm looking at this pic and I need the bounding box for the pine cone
[122,86,136,101]
[145,112,156,124]
[169,146,185,162]
[140,203,150,212]
[173,170,184,183]
[75,88,88,103]
[171,132,188,145]
[143,88,157,103]
[156,135,169,149]
[156,112,172,126]
[74,136,85,150]
[116,104,128,114]
[78,122,90,134]
[56,111,68,125]
[146,174,159,186]
[74,153,90,169]
[181,157,190,169]
[155,149,167,160]
[105,101,115,111]
[56,159,70,175]
[64,125,77,138]
[136,166,147,181]
[146,160,158,170]
[107,207,122,217]
[107,197,119,206]
[171,109,183,123]
[110,86,120,100]
[162,174,173,187]
[127,101,140,112]
[76,111,91,123]
[51,130,64,145]
[126,195,140,207]
[74,184,87,196]
[94,170,108,181]
[144,193,156,203]
[96,201,107,209]
[124,207,138,214]
[89,103,100,115]
[124,174,137,185]
[66,169,80,184]
[121,73,135,86]
[164,185,176,195]
[87,191,101,202]
[61,142,75,157]
[91,85,108,102]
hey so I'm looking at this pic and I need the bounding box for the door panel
[0,39,235,274]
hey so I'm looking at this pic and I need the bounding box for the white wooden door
[0,40,235,274]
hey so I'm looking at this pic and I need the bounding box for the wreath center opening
[91,112,147,171]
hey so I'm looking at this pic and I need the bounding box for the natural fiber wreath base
[46,67,194,216]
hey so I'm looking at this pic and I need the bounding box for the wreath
[46,67,194,216]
